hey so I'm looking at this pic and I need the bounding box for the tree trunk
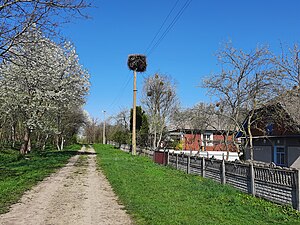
[11,123,16,148]
[60,135,64,151]
[27,137,31,153]
[56,135,61,151]
[157,132,163,150]
[20,128,30,154]
[153,129,157,150]
[35,133,41,149]
[42,134,49,151]
[249,130,254,161]
[224,133,229,161]
[248,113,254,161]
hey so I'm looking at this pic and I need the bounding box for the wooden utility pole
[127,54,147,156]
[132,70,137,155]
[102,110,106,144]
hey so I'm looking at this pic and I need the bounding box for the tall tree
[0,30,90,153]
[142,74,178,149]
[114,109,130,131]
[203,42,278,160]
[84,118,100,144]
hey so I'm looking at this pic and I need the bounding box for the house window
[203,133,213,146]
[274,146,285,166]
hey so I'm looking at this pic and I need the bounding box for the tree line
[0,0,91,154]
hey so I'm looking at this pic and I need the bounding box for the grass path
[95,144,300,225]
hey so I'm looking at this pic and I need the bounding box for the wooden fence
[108,141,300,211]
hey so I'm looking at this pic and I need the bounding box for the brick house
[169,128,237,152]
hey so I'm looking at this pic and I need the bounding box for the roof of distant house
[275,88,300,125]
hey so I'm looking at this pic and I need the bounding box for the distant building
[168,128,237,152]
[240,90,300,168]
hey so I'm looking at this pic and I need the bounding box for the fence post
[187,155,190,174]
[176,154,179,170]
[250,162,256,196]
[221,159,226,184]
[201,157,205,178]
[296,170,300,211]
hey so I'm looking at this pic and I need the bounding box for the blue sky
[62,0,300,121]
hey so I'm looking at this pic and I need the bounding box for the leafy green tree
[130,106,150,147]
[138,114,149,147]
[112,128,130,148]
[130,106,144,132]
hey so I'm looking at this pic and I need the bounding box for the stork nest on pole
[127,54,147,72]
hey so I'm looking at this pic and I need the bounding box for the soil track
[0,146,133,225]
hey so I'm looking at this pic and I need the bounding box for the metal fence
[108,141,300,211]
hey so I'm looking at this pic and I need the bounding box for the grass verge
[0,143,81,214]
[95,144,300,225]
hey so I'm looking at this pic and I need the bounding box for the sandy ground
[0,146,133,225]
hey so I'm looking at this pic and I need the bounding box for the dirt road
[0,146,133,225]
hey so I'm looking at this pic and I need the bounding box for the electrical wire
[144,0,181,54]
[146,0,192,56]
[107,1,192,115]
[107,72,133,111]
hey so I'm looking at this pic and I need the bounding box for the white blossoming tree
[0,30,90,154]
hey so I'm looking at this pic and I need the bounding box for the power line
[107,72,133,112]
[147,0,192,56]
[144,0,181,54]
[146,0,192,56]
[107,1,192,116]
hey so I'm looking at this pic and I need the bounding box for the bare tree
[84,118,99,144]
[274,43,300,109]
[171,102,236,158]
[142,74,178,149]
[171,103,211,151]
[274,43,300,88]
[203,42,278,160]
[113,109,130,131]
[0,0,90,61]
[107,109,130,147]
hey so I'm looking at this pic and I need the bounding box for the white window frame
[202,133,213,147]
[274,146,286,166]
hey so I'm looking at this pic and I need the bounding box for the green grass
[63,143,82,151]
[0,144,81,214]
[95,144,300,225]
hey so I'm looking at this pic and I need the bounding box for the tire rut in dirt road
[0,147,133,225]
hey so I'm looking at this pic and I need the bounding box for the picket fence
[108,141,300,211]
